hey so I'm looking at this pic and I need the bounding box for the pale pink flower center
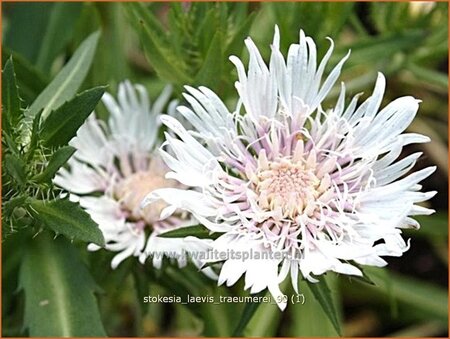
[115,169,176,224]
[251,148,334,220]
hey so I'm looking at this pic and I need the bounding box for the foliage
[2,2,448,338]
[19,234,106,336]
[2,27,106,337]
[124,2,255,96]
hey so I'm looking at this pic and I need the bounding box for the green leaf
[2,47,48,105]
[2,57,23,135]
[194,31,223,88]
[26,31,100,121]
[32,146,76,183]
[335,30,425,66]
[3,3,54,62]
[158,224,219,239]
[306,276,342,336]
[347,264,376,286]
[35,2,83,73]
[132,264,150,316]
[40,86,105,147]
[27,110,43,160]
[81,4,130,86]
[322,3,355,38]
[151,263,218,318]
[226,12,256,56]
[413,213,448,237]
[125,4,191,84]
[194,7,220,56]
[154,266,202,319]
[243,297,282,337]
[4,154,27,187]
[407,62,448,90]
[364,267,447,322]
[139,21,191,84]
[232,290,266,337]
[2,231,27,324]
[289,276,341,337]
[372,265,398,317]
[28,198,105,246]
[123,2,167,40]
[19,233,107,336]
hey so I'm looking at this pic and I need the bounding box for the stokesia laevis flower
[54,81,214,273]
[143,27,437,310]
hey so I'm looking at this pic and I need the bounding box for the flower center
[252,151,332,219]
[115,169,176,224]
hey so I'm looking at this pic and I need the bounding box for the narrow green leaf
[149,263,232,335]
[195,31,223,88]
[347,264,376,286]
[349,12,370,37]
[200,287,232,337]
[232,290,266,337]
[36,2,83,73]
[123,2,167,39]
[370,2,389,33]
[4,154,27,187]
[226,12,256,56]
[3,3,54,62]
[158,224,218,239]
[323,3,355,38]
[26,31,101,121]
[412,213,448,237]
[231,2,250,23]
[40,86,105,147]
[2,132,19,158]
[140,23,192,84]
[341,267,448,323]
[33,146,76,183]
[125,4,191,84]
[289,276,341,337]
[365,267,447,322]
[335,30,424,66]
[243,297,281,337]
[413,25,448,63]
[19,233,107,336]
[154,266,203,319]
[2,57,23,135]
[354,266,397,317]
[2,47,48,105]
[2,231,27,322]
[132,263,150,316]
[407,62,448,89]
[306,276,342,336]
[83,4,130,85]
[27,110,43,161]
[195,7,219,56]
[28,198,105,246]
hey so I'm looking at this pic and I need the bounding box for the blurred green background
[2,2,448,337]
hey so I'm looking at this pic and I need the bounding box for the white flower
[54,81,214,274]
[144,27,436,310]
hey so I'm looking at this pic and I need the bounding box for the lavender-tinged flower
[55,81,214,273]
[144,27,436,310]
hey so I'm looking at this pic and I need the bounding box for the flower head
[144,27,436,310]
[55,81,213,271]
